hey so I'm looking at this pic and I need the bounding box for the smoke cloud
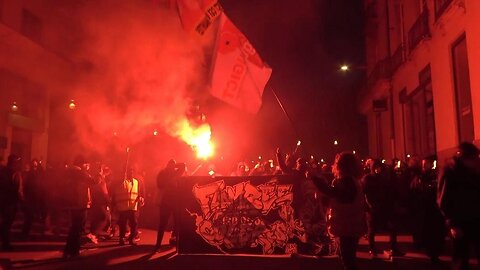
[63,0,215,157]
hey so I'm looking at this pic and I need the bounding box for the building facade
[0,0,76,164]
[359,0,480,163]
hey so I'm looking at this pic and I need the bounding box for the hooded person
[438,142,480,270]
[0,154,23,251]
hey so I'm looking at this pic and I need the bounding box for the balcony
[408,9,430,52]
[367,57,391,91]
[357,57,392,114]
[434,0,454,19]
[390,44,405,73]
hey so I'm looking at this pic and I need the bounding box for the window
[21,9,42,43]
[403,65,437,158]
[375,112,383,157]
[11,127,32,162]
[452,34,474,143]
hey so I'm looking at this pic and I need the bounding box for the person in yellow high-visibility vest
[112,167,144,245]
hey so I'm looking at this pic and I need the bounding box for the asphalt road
[3,229,477,270]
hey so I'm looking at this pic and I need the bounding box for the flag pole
[269,87,302,149]
[124,146,130,180]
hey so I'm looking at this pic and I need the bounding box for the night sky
[217,0,367,161]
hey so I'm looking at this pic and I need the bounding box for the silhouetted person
[0,154,23,251]
[89,163,111,240]
[406,155,425,249]
[275,147,297,175]
[410,157,445,264]
[438,142,480,270]
[63,155,95,258]
[230,162,248,176]
[154,159,185,251]
[310,152,366,270]
[363,159,404,257]
[22,159,46,237]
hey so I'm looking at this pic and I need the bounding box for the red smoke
[51,1,217,166]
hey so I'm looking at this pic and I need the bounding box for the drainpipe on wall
[386,0,396,159]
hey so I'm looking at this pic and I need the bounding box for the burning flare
[175,118,215,160]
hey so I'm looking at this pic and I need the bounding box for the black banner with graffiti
[175,175,308,255]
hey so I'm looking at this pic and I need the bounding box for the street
[2,229,476,270]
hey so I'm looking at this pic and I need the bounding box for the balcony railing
[390,44,405,73]
[434,0,454,19]
[367,57,391,91]
[408,9,430,52]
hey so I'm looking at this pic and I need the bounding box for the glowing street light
[68,100,76,110]
[258,156,262,160]
[340,64,366,72]
[153,130,158,136]
[353,150,356,154]
[334,140,338,146]
[11,102,18,112]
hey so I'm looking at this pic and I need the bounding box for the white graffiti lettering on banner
[187,178,306,254]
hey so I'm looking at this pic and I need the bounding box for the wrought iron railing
[367,57,391,91]
[408,9,430,52]
[434,0,454,19]
[390,44,405,73]
[408,9,430,51]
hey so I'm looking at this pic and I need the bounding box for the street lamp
[68,100,76,110]
[339,64,367,72]
[11,102,18,112]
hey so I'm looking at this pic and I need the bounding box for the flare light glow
[176,119,215,160]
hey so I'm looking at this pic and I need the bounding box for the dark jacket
[362,172,395,212]
[437,157,480,227]
[66,166,95,209]
[0,167,23,205]
[156,163,185,194]
[313,176,366,237]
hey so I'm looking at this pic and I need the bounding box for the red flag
[176,0,222,35]
[210,14,272,114]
